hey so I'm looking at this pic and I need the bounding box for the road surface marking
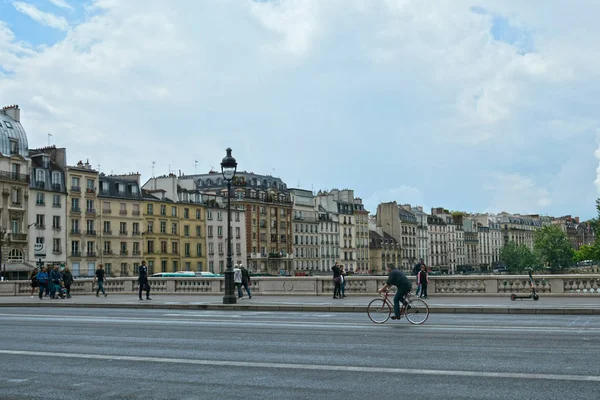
[0,349,598,383]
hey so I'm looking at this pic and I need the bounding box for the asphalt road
[0,308,599,399]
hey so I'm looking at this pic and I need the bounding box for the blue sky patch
[471,6,534,54]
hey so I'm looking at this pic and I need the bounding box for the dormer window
[9,139,18,154]
[132,186,138,195]
[5,121,13,129]
[118,183,124,195]
[42,156,50,169]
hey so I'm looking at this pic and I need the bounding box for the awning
[1,263,35,272]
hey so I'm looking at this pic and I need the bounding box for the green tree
[533,225,575,269]
[500,242,539,273]
[574,244,599,262]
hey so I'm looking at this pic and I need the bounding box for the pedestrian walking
[93,264,108,297]
[417,264,429,299]
[138,261,151,300]
[332,261,342,299]
[36,267,48,300]
[233,264,243,298]
[49,265,61,299]
[241,265,252,299]
[413,258,424,297]
[62,267,73,299]
[339,265,347,298]
[29,268,39,298]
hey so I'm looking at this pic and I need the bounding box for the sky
[0,0,599,219]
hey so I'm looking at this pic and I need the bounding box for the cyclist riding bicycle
[378,265,412,320]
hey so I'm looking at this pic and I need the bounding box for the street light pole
[221,148,237,305]
[0,229,5,280]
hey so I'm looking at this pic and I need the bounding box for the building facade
[66,160,99,276]
[317,205,339,273]
[28,146,67,267]
[175,171,293,274]
[0,105,30,279]
[205,197,246,273]
[317,189,357,271]
[290,189,319,273]
[427,214,448,272]
[354,198,370,273]
[411,206,429,264]
[369,229,401,274]
[98,174,143,276]
[142,189,181,274]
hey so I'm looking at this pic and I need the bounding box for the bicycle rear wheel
[367,298,391,324]
[405,298,429,325]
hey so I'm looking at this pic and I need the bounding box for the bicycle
[367,290,429,325]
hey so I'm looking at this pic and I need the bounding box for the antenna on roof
[195,160,198,174]
[152,161,156,190]
[47,133,53,146]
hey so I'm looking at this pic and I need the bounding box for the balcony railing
[119,210,127,215]
[0,171,30,183]
[103,230,112,235]
[52,225,61,231]
[52,202,61,208]
[132,231,140,236]
[71,228,81,235]
[86,230,96,236]
[10,233,27,241]
[71,186,81,192]
[85,188,96,195]
[133,250,140,256]
[103,250,113,255]
[87,252,97,257]
[119,231,128,236]
[52,183,61,191]
[103,209,112,214]
[35,181,45,189]
[71,251,81,257]
[120,250,128,255]
[132,210,140,216]
[86,208,96,215]
[71,207,81,213]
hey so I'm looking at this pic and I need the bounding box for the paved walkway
[0,293,598,314]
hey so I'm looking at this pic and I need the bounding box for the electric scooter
[510,269,539,301]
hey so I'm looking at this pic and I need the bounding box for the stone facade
[0,105,30,279]
[66,160,99,276]
[354,198,370,273]
[290,189,319,273]
[28,146,67,267]
[97,174,144,277]
[369,229,401,274]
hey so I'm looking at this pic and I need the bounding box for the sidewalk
[0,294,598,314]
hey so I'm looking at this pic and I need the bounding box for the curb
[0,302,598,315]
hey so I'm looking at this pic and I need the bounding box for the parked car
[152,272,196,278]
[194,272,222,277]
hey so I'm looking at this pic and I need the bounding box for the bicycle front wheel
[405,298,429,325]
[367,298,391,324]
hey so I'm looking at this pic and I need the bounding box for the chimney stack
[2,105,20,122]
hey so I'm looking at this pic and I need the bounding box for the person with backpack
[241,265,252,299]
[233,264,243,299]
[62,267,74,299]
[29,268,39,298]
[36,267,49,300]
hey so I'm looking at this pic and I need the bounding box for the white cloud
[0,0,599,219]
[47,0,74,11]
[484,174,552,214]
[13,2,69,31]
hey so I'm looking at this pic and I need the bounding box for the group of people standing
[331,261,348,299]
[233,264,252,299]
[30,265,74,299]
[412,258,429,299]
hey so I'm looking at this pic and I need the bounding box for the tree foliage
[500,242,539,273]
[533,225,574,269]
[574,244,599,262]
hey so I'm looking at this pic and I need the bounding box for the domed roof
[0,107,28,158]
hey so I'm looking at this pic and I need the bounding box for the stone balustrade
[0,274,599,297]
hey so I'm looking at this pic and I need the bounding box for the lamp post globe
[221,148,238,304]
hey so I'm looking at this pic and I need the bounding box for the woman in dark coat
[62,267,74,299]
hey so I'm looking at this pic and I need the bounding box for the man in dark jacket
[62,267,74,299]
[49,265,61,299]
[241,265,252,299]
[413,258,424,297]
[332,262,342,299]
[138,261,151,300]
[378,265,412,320]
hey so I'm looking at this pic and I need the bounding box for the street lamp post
[0,229,5,280]
[221,148,238,305]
